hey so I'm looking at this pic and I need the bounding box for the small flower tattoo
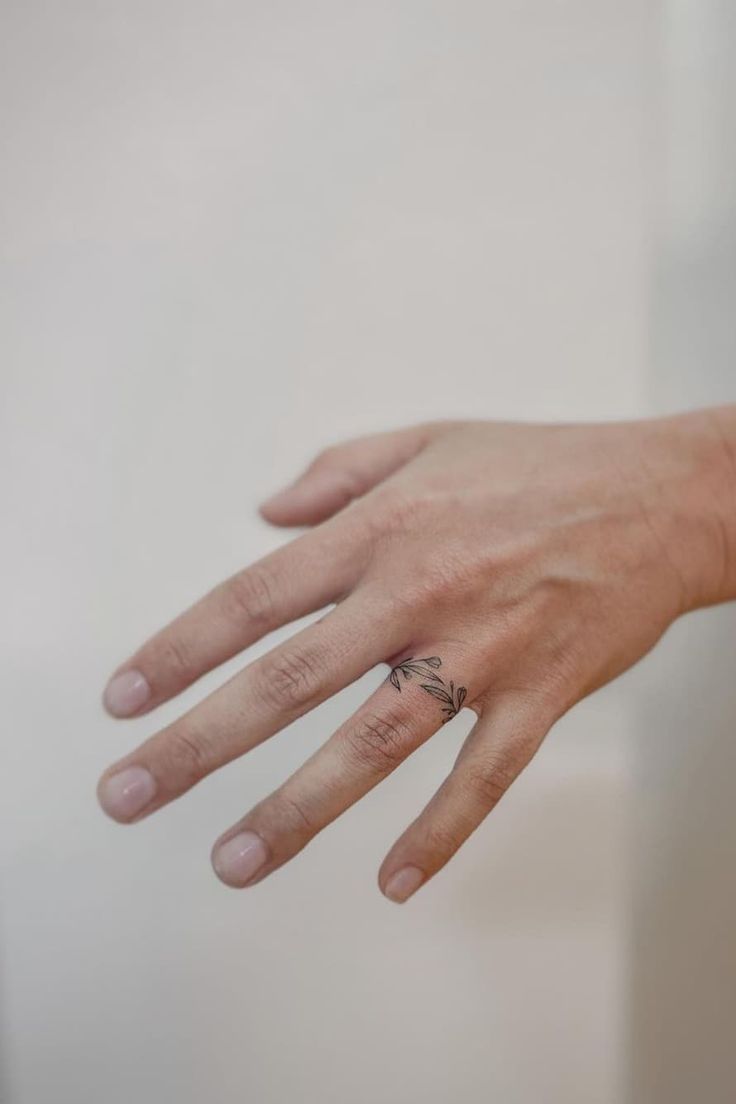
[388,656,467,722]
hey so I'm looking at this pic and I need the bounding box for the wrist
[644,405,736,612]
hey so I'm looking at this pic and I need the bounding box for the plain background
[0,2,733,1102]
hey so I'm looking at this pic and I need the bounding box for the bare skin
[97,407,736,902]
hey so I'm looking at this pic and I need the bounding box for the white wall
[629,3,736,1101]
[2,4,656,1102]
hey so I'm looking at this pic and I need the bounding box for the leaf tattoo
[388,656,468,722]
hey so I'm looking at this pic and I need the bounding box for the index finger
[102,512,370,718]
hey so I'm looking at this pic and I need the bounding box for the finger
[102,514,370,719]
[259,424,442,527]
[377,690,557,903]
[209,648,474,888]
[97,588,407,823]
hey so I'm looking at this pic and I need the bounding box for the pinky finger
[378,690,558,903]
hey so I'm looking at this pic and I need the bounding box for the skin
[98,407,736,902]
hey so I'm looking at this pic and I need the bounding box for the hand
[98,410,736,901]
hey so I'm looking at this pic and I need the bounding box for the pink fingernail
[384,865,425,903]
[103,669,151,717]
[213,831,269,887]
[98,766,156,821]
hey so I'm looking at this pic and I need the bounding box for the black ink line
[388,656,467,722]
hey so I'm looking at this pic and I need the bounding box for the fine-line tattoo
[388,656,467,722]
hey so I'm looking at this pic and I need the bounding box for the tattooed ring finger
[210,648,474,889]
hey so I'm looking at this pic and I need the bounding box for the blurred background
[0,2,733,1101]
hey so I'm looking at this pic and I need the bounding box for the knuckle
[410,558,464,605]
[370,482,413,528]
[423,819,463,857]
[464,755,517,808]
[515,679,568,723]
[161,725,212,786]
[491,681,566,730]
[155,633,194,680]
[255,645,325,712]
[344,707,415,774]
[268,789,314,835]
[346,484,414,548]
[224,564,278,628]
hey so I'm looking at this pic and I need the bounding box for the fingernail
[213,831,269,887]
[103,669,151,717]
[98,766,156,821]
[384,865,425,903]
